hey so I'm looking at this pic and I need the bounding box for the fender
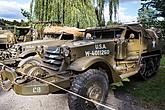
[68,56,121,82]
[18,55,42,67]
[18,49,37,58]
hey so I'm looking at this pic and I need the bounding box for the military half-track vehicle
[0,26,83,67]
[0,30,16,50]
[0,24,161,110]
[0,26,34,59]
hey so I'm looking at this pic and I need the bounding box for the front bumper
[13,77,70,95]
[0,63,70,95]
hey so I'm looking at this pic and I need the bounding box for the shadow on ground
[105,77,161,110]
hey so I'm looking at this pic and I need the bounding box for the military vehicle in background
[0,30,16,50]
[14,26,33,42]
[0,24,161,110]
[0,26,33,51]
[0,26,83,67]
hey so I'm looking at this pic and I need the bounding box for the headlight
[36,45,44,55]
[11,45,22,52]
[62,46,70,57]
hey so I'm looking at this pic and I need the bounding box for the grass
[119,57,165,109]
[131,68,165,109]
[160,55,165,66]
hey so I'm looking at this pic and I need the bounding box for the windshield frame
[83,28,125,40]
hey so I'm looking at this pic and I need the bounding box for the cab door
[125,30,141,58]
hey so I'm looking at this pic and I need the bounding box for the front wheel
[68,69,109,110]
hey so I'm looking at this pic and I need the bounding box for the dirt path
[0,88,161,110]
[0,90,69,110]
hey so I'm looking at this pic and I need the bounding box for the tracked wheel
[68,69,109,110]
[138,56,160,80]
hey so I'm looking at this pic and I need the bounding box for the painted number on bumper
[33,87,41,93]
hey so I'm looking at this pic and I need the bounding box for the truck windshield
[43,34,60,39]
[43,33,74,40]
[84,29,123,40]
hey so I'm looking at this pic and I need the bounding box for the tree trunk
[45,0,48,21]
[62,0,65,25]
[57,2,60,23]
[42,0,45,22]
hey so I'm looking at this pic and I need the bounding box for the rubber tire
[68,69,109,110]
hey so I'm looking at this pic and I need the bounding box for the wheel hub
[87,84,103,101]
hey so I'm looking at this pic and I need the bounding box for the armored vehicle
[0,26,83,67]
[14,26,33,42]
[0,30,16,50]
[0,24,161,110]
[0,26,33,54]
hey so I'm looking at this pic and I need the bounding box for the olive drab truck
[0,30,16,60]
[0,26,83,67]
[0,30,16,50]
[0,24,161,110]
[14,26,33,42]
[0,26,34,61]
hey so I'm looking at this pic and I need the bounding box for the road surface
[0,89,160,110]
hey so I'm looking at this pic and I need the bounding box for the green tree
[30,0,34,21]
[108,0,119,21]
[139,0,165,33]
[138,6,158,28]
[30,0,98,28]
[21,9,31,21]
[30,0,120,28]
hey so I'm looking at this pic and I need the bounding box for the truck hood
[0,34,7,39]
[13,39,72,49]
[48,39,114,49]
[59,39,115,48]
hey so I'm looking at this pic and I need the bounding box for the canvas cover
[127,24,158,39]
[127,24,144,33]
[43,26,83,37]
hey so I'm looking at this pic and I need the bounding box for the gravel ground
[0,88,161,110]
[0,90,69,110]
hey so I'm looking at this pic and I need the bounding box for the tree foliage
[108,0,119,21]
[138,0,165,28]
[138,6,159,28]
[139,0,165,54]
[31,0,98,28]
[29,0,119,28]
[21,9,31,21]
[0,19,29,28]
